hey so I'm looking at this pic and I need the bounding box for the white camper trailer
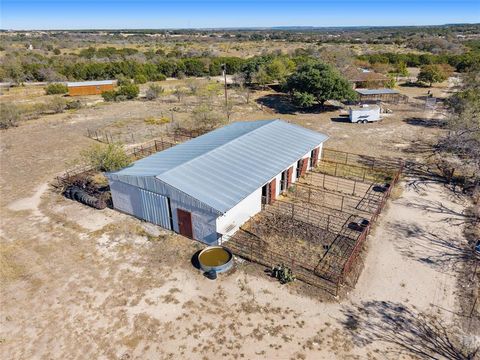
[349,105,381,123]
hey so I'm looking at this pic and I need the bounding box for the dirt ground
[1,77,478,359]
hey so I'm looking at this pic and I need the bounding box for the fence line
[340,162,403,281]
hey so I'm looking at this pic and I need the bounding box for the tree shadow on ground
[404,117,447,128]
[340,301,479,359]
[255,93,298,114]
[387,221,474,272]
[255,93,341,115]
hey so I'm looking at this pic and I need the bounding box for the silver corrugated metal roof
[110,119,328,213]
[67,80,116,87]
[356,88,399,95]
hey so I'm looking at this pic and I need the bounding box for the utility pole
[221,63,228,106]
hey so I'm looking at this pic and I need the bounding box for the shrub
[145,84,164,100]
[271,264,296,284]
[81,143,131,172]
[45,83,68,95]
[418,64,449,86]
[144,116,170,125]
[116,84,139,100]
[101,84,139,102]
[49,97,67,113]
[101,90,117,102]
[0,103,20,129]
[116,76,131,86]
[134,74,147,84]
[66,100,82,110]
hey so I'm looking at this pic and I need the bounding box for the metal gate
[139,189,172,230]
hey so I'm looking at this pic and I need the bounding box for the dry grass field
[1,76,478,359]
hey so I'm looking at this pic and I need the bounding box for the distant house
[343,67,389,89]
[67,80,116,96]
[356,88,408,104]
[106,119,328,244]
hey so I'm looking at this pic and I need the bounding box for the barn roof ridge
[158,119,278,178]
[108,119,328,213]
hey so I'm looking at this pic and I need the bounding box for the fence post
[323,173,326,189]
[335,163,338,177]
[352,179,356,196]
[341,196,344,212]
[291,203,294,219]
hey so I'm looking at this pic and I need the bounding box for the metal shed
[356,88,407,104]
[107,119,328,244]
[67,80,116,96]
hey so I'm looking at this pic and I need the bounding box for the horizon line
[2,22,479,32]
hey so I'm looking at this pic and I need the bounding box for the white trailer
[349,105,381,123]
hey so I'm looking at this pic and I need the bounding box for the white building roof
[67,80,116,87]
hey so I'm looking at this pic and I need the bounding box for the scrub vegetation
[0,24,479,359]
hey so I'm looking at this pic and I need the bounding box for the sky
[1,0,479,30]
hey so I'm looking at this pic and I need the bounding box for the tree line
[3,43,479,84]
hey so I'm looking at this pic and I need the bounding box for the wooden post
[341,196,344,212]
[352,179,357,196]
[323,173,326,189]
[335,163,338,177]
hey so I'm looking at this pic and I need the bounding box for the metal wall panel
[139,189,171,230]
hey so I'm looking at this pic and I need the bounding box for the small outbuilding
[356,88,408,104]
[67,80,116,96]
[343,67,389,89]
[106,119,328,244]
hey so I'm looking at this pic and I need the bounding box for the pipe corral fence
[223,148,404,296]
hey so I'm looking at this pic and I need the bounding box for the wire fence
[86,127,204,145]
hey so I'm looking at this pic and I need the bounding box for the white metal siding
[110,179,172,230]
[139,189,171,229]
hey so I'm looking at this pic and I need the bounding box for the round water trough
[198,246,233,274]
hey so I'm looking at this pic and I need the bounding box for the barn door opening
[286,166,293,188]
[177,209,193,239]
[280,170,287,192]
[261,184,268,205]
[310,148,319,168]
[261,179,277,205]
[300,158,309,177]
[268,178,276,204]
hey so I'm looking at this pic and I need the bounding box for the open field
[1,73,478,359]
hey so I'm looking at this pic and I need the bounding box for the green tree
[81,143,131,172]
[292,91,316,108]
[417,64,448,86]
[285,61,357,106]
[265,57,295,83]
[254,65,271,89]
